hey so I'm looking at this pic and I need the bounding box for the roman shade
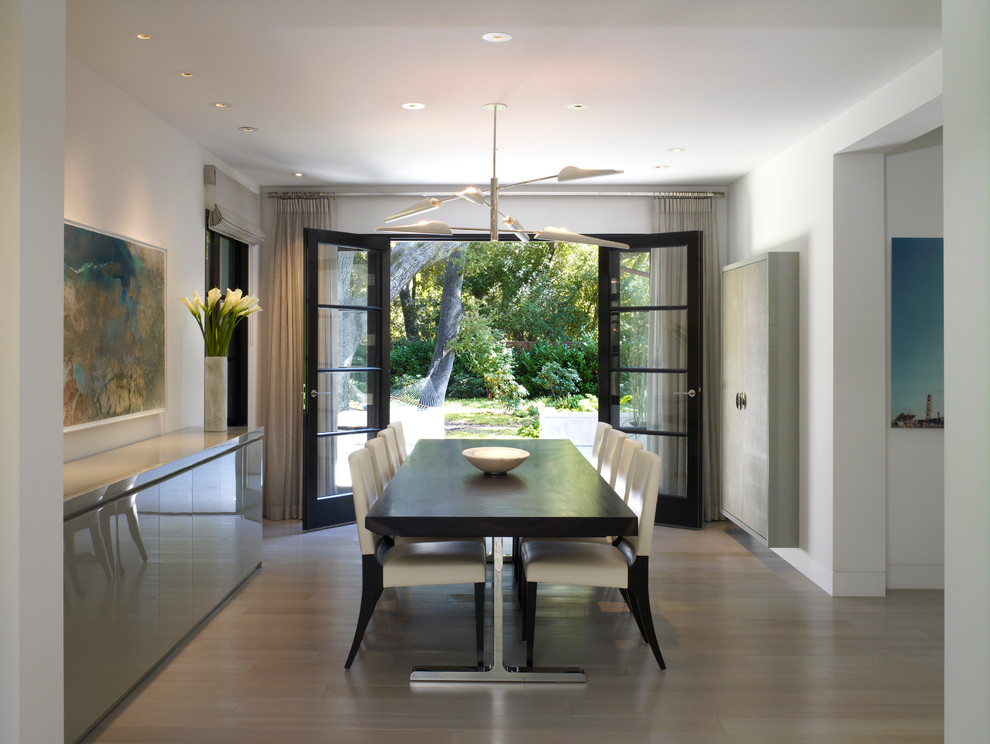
[204,165,265,244]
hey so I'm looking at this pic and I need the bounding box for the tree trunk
[398,282,417,339]
[390,241,458,301]
[418,248,465,407]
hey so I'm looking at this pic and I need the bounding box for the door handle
[735,392,747,410]
[674,389,697,398]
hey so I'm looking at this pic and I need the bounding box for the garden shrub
[513,333,597,398]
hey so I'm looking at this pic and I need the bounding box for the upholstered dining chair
[520,448,666,670]
[611,438,644,498]
[387,421,408,462]
[365,436,394,490]
[344,448,487,669]
[377,428,402,475]
[589,421,612,463]
[598,429,627,485]
[514,436,642,603]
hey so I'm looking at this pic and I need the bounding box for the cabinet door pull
[735,392,747,410]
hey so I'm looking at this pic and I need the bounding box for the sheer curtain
[647,246,688,499]
[657,196,722,522]
[263,196,331,521]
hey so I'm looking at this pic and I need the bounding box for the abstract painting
[64,222,166,428]
[890,237,944,428]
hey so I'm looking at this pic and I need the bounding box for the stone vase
[204,356,227,432]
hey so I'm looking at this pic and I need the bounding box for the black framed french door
[302,229,390,531]
[599,231,703,528]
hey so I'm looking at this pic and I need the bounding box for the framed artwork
[64,222,166,429]
[890,237,944,429]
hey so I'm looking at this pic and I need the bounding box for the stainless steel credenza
[63,428,264,743]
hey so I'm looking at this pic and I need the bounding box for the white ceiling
[67,0,941,190]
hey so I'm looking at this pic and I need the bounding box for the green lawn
[443,398,538,439]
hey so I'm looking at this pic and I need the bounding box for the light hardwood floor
[82,520,943,743]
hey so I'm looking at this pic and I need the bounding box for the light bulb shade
[534,226,630,250]
[556,166,625,182]
[375,220,453,235]
[457,187,489,207]
[502,216,530,241]
[384,197,442,223]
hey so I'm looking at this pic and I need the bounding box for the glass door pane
[303,231,389,530]
[600,232,702,527]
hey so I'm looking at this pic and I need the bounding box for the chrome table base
[410,537,586,683]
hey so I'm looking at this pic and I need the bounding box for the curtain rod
[266,190,725,199]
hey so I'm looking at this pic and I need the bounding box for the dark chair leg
[474,581,486,668]
[344,556,383,669]
[628,558,665,670]
[620,586,649,642]
[525,582,538,667]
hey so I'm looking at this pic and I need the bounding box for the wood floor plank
[80,520,944,743]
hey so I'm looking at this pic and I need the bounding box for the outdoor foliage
[390,338,485,398]
[451,312,527,409]
[535,361,581,400]
[512,333,598,398]
[389,240,599,404]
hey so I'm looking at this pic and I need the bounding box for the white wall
[64,57,260,461]
[942,0,990,740]
[885,137,944,589]
[1,1,66,741]
[728,51,943,595]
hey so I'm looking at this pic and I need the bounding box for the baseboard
[772,548,888,596]
[831,571,887,597]
[886,563,945,589]
[772,547,833,594]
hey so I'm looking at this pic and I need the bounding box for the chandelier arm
[496,174,558,191]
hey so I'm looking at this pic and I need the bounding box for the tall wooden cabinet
[720,252,799,547]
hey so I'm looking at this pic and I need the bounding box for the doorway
[301,230,702,531]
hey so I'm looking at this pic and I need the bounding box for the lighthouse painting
[890,237,944,429]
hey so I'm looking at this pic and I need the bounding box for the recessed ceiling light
[566,103,588,110]
[293,172,304,177]
[667,147,686,153]
[238,126,258,132]
[482,32,512,42]
[177,71,198,78]
[211,101,232,109]
[401,102,425,110]
[132,32,152,40]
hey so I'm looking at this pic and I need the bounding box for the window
[205,217,249,427]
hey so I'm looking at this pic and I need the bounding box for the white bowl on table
[462,446,530,476]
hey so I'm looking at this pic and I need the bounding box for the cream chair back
[365,437,392,491]
[596,427,622,473]
[599,429,627,483]
[612,438,644,499]
[590,421,611,461]
[625,449,663,557]
[378,428,402,474]
[387,421,408,462]
[348,449,383,557]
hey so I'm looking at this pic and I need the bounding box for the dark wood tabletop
[365,438,638,539]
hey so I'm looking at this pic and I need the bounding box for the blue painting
[890,237,943,428]
[64,223,166,427]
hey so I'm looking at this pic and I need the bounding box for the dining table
[364,437,638,683]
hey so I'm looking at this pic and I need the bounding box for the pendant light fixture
[377,103,629,250]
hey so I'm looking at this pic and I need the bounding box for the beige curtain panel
[263,196,331,520]
[657,196,723,522]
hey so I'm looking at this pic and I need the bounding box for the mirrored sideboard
[63,428,264,744]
